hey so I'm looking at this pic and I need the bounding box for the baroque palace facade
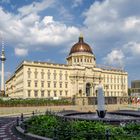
[5,36,128,98]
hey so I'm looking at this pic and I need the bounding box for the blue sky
[0,0,140,87]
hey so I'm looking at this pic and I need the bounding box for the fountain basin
[58,110,140,125]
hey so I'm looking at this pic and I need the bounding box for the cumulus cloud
[123,42,140,56]
[82,0,140,76]
[103,50,124,67]
[18,0,55,16]
[0,1,80,54]
[14,48,28,56]
[83,0,140,45]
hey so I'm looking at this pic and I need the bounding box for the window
[34,90,38,97]
[53,70,57,80]
[60,91,62,96]
[60,82,62,88]
[41,70,44,79]
[65,71,68,80]
[114,85,116,89]
[41,81,44,88]
[65,83,68,88]
[114,77,116,83]
[27,69,31,79]
[47,70,51,79]
[28,81,31,87]
[48,82,50,88]
[59,71,62,80]
[118,92,120,96]
[107,76,109,83]
[65,91,68,96]
[35,81,38,87]
[48,90,50,97]
[117,77,119,83]
[54,91,57,97]
[54,82,56,88]
[28,90,31,97]
[34,69,38,79]
[41,90,44,97]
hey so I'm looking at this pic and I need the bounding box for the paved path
[0,116,23,140]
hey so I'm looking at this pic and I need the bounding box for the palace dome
[69,36,93,55]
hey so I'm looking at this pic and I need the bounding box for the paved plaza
[0,116,23,140]
[0,104,139,140]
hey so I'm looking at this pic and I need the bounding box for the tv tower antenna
[0,32,6,96]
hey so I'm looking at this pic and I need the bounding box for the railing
[15,110,140,140]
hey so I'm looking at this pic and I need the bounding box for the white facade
[5,37,128,98]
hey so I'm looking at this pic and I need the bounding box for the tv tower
[0,34,6,96]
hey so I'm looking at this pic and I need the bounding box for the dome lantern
[69,36,93,55]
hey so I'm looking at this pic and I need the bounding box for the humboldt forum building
[5,36,128,100]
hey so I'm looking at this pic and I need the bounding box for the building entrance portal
[86,83,91,96]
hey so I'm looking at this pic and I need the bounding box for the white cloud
[58,6,74,22]
[14,48,28,56]
[83,0,140,44]
[124,17,140,30]
[72,0,83,8]
[0,2,80,52]
[123,42,140,55]
[18,0,55,16]
[82,0,140,72]
[103,50,124,67]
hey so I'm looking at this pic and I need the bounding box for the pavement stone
[0,116,24,140]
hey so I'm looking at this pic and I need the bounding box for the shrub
[25,115,140,140]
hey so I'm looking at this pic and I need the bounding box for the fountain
[96,82,106,118]
[57,83,140,125]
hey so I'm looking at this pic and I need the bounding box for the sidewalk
[0,104,127,116]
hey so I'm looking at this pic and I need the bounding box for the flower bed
[25,114,140,140]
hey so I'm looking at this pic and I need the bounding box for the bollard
[24,124,28,133]
[53,129,58,140]
[16,117,19,126]
[32,111,35,116]
[86,134,92,140]
[21,113,23,121]
[45,109,48,115]
[105,129,110,140]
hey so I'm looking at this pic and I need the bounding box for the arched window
[77,58,79,62]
